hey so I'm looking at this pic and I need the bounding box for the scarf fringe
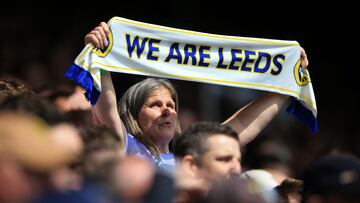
[65,64,100,105]
[287,99,318,134]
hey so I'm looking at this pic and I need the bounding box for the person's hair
[79,126,122,180]
[174,121,238,164]
[0,78,35,103]
[79,125,122,155]
[275,178,303,203]
[0,95,67,126]
[118,78,181,160]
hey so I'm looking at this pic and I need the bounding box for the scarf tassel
[65,64,100,105]
[286,99,318,134]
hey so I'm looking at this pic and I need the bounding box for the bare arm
[85,22,127,145]
[224,46,309,146]
[93,72,127,143]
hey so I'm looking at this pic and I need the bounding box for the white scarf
[66,16,318,132]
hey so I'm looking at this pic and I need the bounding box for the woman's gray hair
[118,77,181,159]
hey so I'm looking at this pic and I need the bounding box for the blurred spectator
[178,107,199,131]
[38,84,92,126]
[39,85,91,113]
[111,157,156,203]
[35,126,121,203]
[0,78,35,103]
[38,125,123,202]
[0,95,67,126]
[301,154,360,203]
[198,84,261,122]
[0,112,75,203]
[79,125,124,179]
[242,135,293,184]
[48,123,84,191]
[0,94,86,156]
[240,169,280,203]
[205,177,267,203]
[0,92,85,193]
[275,178,303,203]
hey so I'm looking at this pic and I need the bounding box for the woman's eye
[146,101,175,110]
[149,102,162,108]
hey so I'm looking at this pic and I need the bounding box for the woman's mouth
[160,121,172,127]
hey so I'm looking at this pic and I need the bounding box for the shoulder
[159,152,176,171]
[125,133,154,160]
[126,134,176,171]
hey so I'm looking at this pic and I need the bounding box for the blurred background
[1,2,358,177]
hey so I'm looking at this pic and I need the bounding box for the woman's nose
[161,106,171,116]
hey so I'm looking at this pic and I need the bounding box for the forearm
[93,71,126,139]
[222,92,289,146]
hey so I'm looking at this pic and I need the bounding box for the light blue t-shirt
[125,133,176,171]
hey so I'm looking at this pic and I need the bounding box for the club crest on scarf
[92,31,114,57]
[294,59,310,86]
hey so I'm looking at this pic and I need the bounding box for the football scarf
[66,16,318,133]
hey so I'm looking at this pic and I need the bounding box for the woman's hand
[84,22,111,49]
[300,47,309,68]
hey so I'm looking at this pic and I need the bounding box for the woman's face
[137,86,177,149]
